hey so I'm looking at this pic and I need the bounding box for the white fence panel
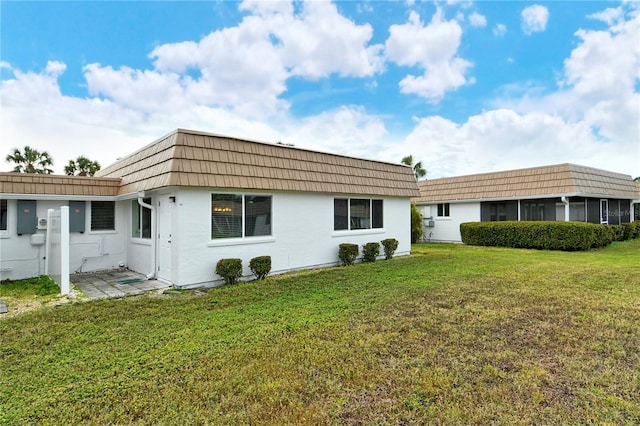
[46,207,70,295]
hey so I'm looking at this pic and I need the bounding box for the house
[412,163,640,243]
[1,129,419,287]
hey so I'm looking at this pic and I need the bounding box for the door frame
[600,199,609,224]
[156,193,175,283]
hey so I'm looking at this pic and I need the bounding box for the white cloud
[493,23,507,37]
[588,7,624,25]
[1,61,388,174]
[83,0,383,119]
[390,6,640,178]
[468,12,487,28]
[389,110,605,178]
[385,9,472,103]
[521,4,549,35]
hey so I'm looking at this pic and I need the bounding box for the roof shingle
[96,129,419,197]
[413,163,639,203]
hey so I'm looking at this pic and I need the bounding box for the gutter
[138,193,156,280]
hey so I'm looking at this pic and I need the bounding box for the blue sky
[1,1,639,178]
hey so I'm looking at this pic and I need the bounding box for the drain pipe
[561,196,570,222]
[138,193,156,280]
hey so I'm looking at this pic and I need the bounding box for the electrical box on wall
[37,217,48,230]
[17,200,37,235]
[30,233,45,245]
[69,201,86,232]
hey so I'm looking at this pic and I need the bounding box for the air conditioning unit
[37,217,48,230]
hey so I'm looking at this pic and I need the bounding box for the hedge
[215,258,243,285]
[459,221,623,251]
[249,256,271,280]
[338,243,359,266]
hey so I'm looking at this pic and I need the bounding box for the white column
[60,206,70,295]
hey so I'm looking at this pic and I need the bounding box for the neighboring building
[1,129,418,286]
[413,163,640,243]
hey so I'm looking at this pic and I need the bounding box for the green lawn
[1,242,639,424]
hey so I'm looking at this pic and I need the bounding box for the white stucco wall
[0,198,129,280]
[168,188,412,288]
[419,202,480,243]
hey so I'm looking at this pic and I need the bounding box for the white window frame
[0,199,8,237]
[437,203,450,218]
[333,197,384,232]
[210,193,272,241]
[132,197,152,239]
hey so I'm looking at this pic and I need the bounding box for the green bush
[624,221,640,240]
[249,256,271,280]
[459,221,621,251]
[338,243,359,266]
[215,258,243,285]
[610,225,625,242]
[381,238,399,259]
[592,225,614,248]
[362,242,380,263]
[410,204,423,244]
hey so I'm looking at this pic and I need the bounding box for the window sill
[89,230,117,235]
[130,238,152,246]
[332,228,385,237]
[208,236,275,247]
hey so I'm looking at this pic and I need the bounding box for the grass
[1,241,639,424]
[0,275,60,298]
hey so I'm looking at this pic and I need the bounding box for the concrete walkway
[70,269,172,300]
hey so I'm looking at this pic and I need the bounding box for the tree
[410,203,423,244]
[634,176,640,182]
[64,156,101,176]
[5,146,54,174]
[401,155,427,180]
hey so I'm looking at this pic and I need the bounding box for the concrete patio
[70,269,172,300]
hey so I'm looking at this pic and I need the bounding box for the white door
[600,199,609,224]
[157,195,173,282]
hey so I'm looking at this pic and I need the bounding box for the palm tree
[64,156,101,176]
[5,146,54,174]
[401,155,427,180]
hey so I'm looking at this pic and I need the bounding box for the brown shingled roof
[96,129,419,197]
[413,163,639,203]
[0,172,121,197]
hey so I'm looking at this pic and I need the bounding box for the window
[489,203,507,221]
[333,198,383,231]
[91,201,115,231]
[132,198,152,238]
[437,203,450,217]
[522,202,545,221]
[211,194,271,239]
[0,199,7,232]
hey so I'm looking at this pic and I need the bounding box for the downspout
[138,193,156,280]
[561,196,570,222]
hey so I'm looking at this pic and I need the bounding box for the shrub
[410,204,423,244]
[338,243,359,266]
[381,238,399,259]
[592,225,614,248]
[249,256,271,280]
[362,242,380,263]
[610,225,625,242]
[459,221,620,251]
[623,222,635,240]
[215,258,243,285]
